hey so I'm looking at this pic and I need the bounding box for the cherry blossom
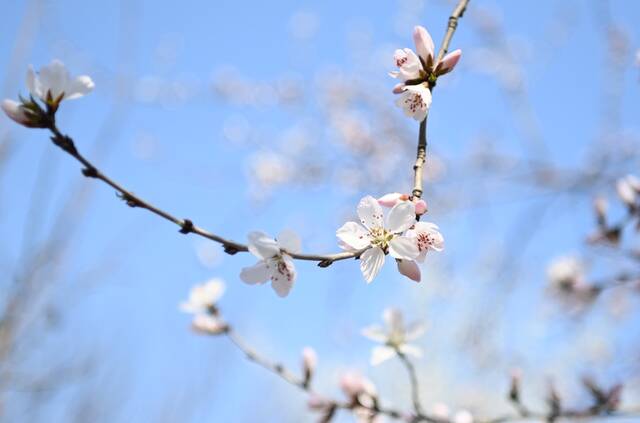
[546,256,585,291]
[396,222,444,282]
[26,59,94,106]
[180,278,225,314]
[390,25,462,121]
[616,174,640,208]
[239,230,300,297]
[336,196,419,283]
[361,308,425,366]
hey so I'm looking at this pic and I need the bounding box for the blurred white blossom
[362,308,425,365]
[27,59,94,104]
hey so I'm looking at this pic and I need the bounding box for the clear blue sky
[1,0,639,422]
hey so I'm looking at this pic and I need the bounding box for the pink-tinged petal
[389,236,419,260]
[393,48,423,81]
[360,246,385,283]
[277,229,301,253]
[414,199,427,215]
[357,195,384,230]
[397,259,421,282]
[435,49,462,76]
[395,84,432,121]
[239,261,271,284]
[386,201,416,233]
[377,192,408,207]
[392,83,406,94]
[1,100,30,127]
[370,345,396,366]
[361,325,387,343]
[247,231,280,259]
[398,343,422,358]
[413,25,435,66]
[336,221,370,250]
[64,75,95,100]
[270,255,296,297]
[412,221,444,255]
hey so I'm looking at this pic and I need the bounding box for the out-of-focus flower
[180,279,228,335]
[191,314,228,335]
[390,25,462,121]
[180,278,225,314]
[240,230,301,297]
[27,60,94,106]
[453,410,474,423]
[362,308,425,365]
[340,371,377,400]
[546,256,585,291]
[301,346,317,386]
[336,196,419,282]
[616,175,640,208]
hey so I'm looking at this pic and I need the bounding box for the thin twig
[45,123,367,268]
[397,351,424,416]
[412,0,470,199]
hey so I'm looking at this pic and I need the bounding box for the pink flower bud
[413,25,435,66]
[1,99,37,128]
[436,49,462,76]
[307,394,331,410]
[414,199,427,215]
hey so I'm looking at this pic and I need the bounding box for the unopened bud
[301,346,317,387]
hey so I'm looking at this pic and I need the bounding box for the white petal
[360,246,385,283]
[270,255,295,297]
[201,278,225,303]
[361,325,388,343]
[413,26,435,66]
[370,345,396,366]
[277,229,301,253]
[383,308,404,334]
[39,59,69,98]
[386,201,416,233]
[405,322,426,341]
[247,231,280,259]
[397,259,421,282]
[64,75,95,100]
[377,192,404,207]
[1,100,30,126]
[336,221,370,250]
[398,343,422,358]
[389,236,419,260]
[357,195,384,230]
[239,261,271,284]
[26,66,41,98]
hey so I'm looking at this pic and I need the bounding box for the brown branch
[412,0,470,200]
[45,123,366,268]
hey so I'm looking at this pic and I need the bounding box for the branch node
[223,245,239,255]
[318,259,333,268]
[117,192,139,208]
[179,219,194,234]
[82,166,98,178]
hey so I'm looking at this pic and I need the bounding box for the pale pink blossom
[546,256,585,291]
[616,175,640,207]
[191,314,228,335]
[362,308,425,366]
[395,83,432,121]
[240,230,300,297]
[336,196,419,283]
[26,59,94,104]
[390,48,424,81]
[340,371,377,400]
[406,222,444,262]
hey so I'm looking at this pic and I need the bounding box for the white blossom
[362,308,425,366]
[616,174,640,207]
[395,83,432,121]
[240,230,300,297]
[546,256,585,290]
[26,59,94,104]
[179,278,225,314]
[336,196,419,283]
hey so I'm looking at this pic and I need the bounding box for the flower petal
[336,221,370,250]
[361,325,387,343]
[435,49,462,76]
[357,196,384,230]
[64,75,95,100]
[360,246,385,283]
[239,261,271,284]
[383,308,404,334]
[247,231,280,259]
[1,100,30,126]
[277,229,301,253]
[389,236,419,260]
[397,259,421,282]
[39,59,69,99]
[378,192,408,207]
[393,48,423,81]
[395,84,432,122]
[270,255,296,297]
[398,343,422,358]
[370,345,396,366]
[386,201,416,233]
[413,25,435,67]
[26,66,40,98]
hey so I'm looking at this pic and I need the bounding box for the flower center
[404,92,426,113]
[369,227,393,250]
[416,232,435,252]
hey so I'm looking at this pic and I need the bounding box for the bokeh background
[1,0,639,422]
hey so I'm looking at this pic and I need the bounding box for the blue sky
[1,0,640,422]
